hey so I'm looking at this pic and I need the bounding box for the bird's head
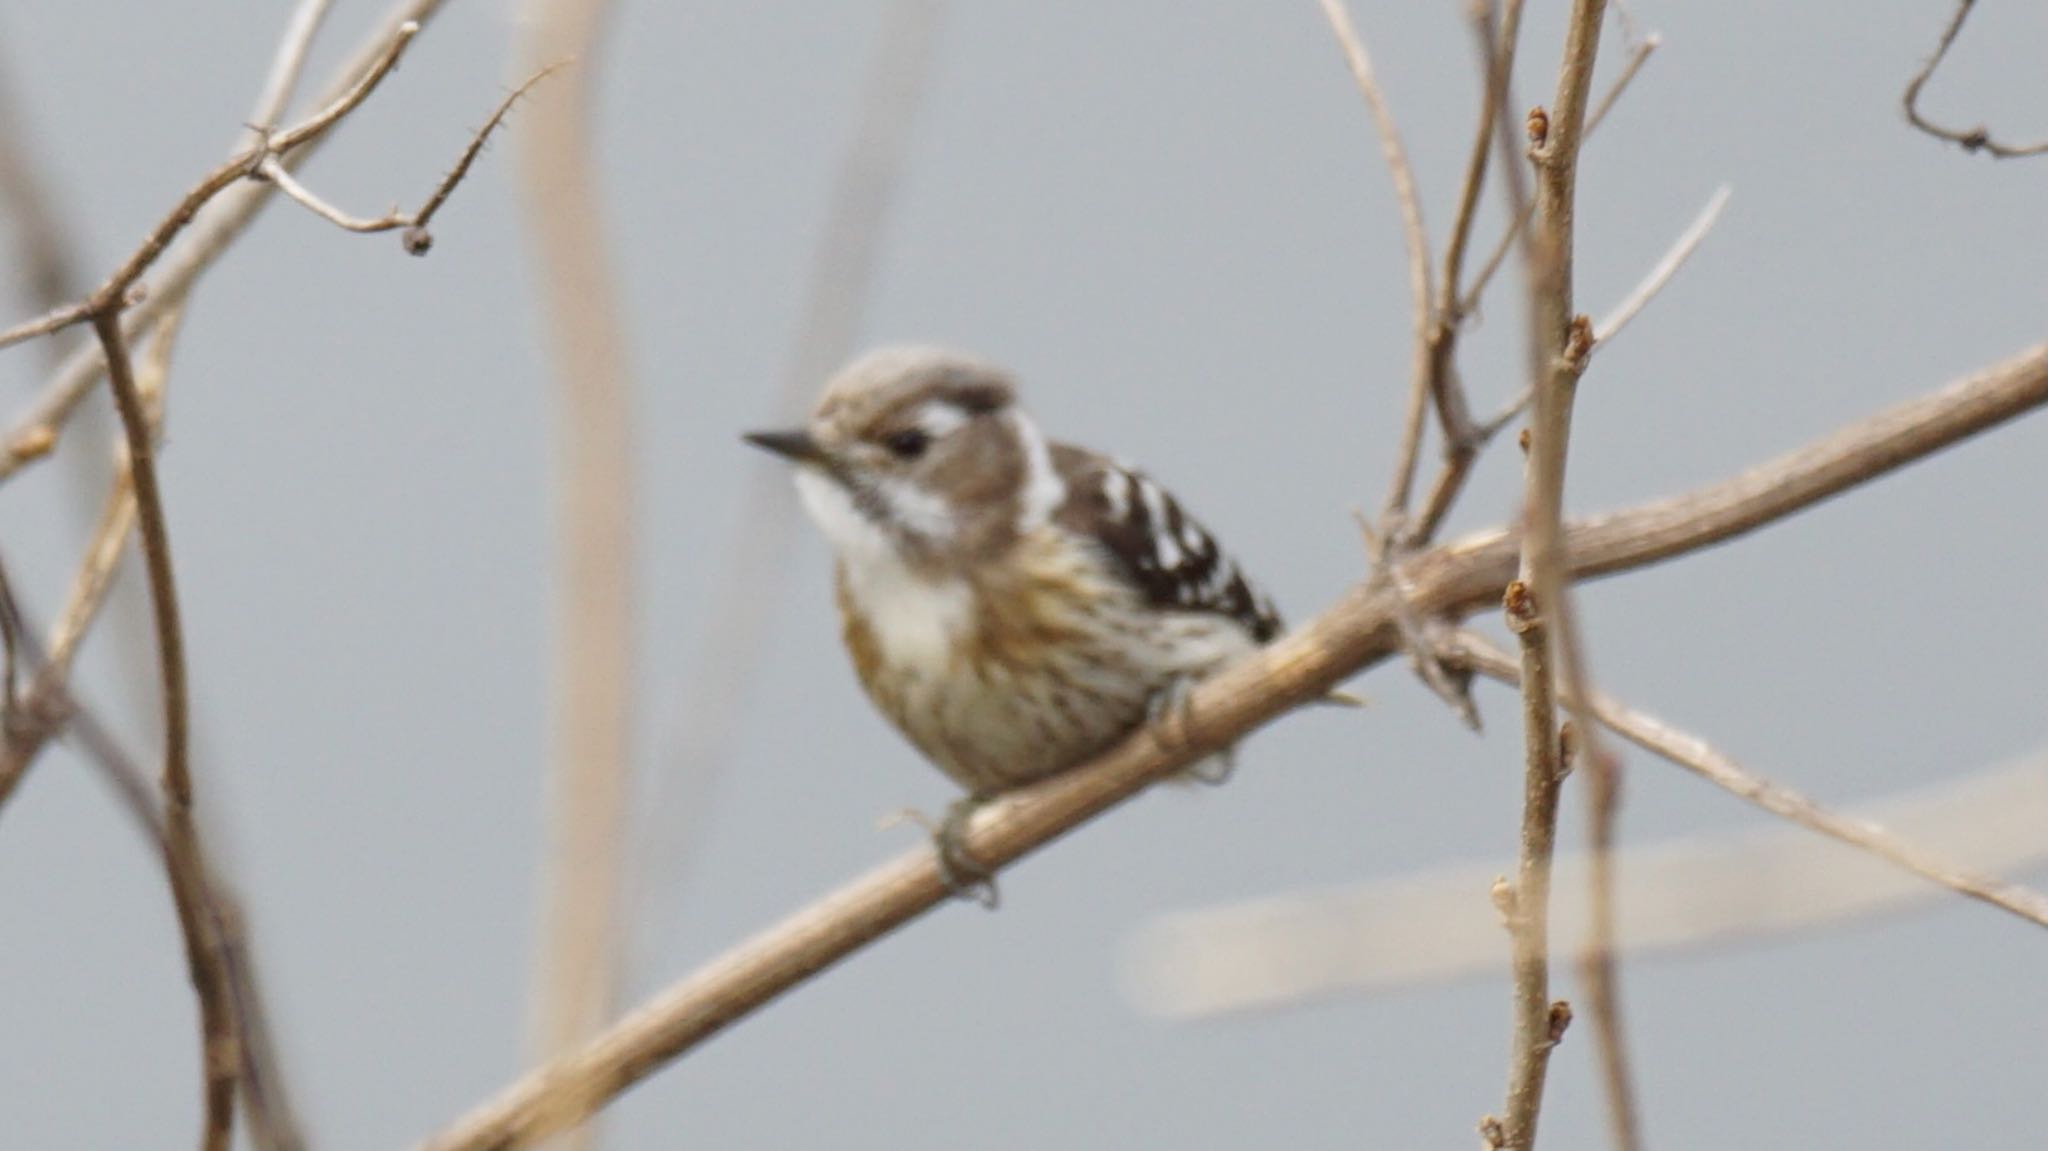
[744,346,1067,570]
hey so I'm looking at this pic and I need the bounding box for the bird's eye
[883,428,930,460]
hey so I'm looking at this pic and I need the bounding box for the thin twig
[92,310,235,1151]
[1509,0,1645,1143]
[0,554,300,1151]
[1902,0,2048,159]
[1592,183,1731,345]
[0,21,419,351]
[415,342,2048,1151]
[0,0,451,482]
[0,298,95,353]
[243,0,336,142]
[261,63,563,253]
[1461,28,1658,319]
[407,64,568,250]
[1400,0,1523,553]
[1447,630,2048,929]
[1491,579,1567,1151]
[1317,0,1436,526]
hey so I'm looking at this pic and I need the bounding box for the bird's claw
[888,798,999,908]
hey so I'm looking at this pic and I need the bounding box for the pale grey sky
[1,2,2043,1149]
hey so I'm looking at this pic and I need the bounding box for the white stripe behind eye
[915,401,970,440]
[1009,412,1067,530]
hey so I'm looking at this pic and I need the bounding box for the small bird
[745,346,1284,902]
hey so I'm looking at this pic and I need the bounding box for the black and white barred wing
[1051,445,1283,644]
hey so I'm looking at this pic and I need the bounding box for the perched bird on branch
[746,346,1289,904]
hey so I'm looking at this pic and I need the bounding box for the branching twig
[0,0,451,481]
[243,0,336,143]
[0,21,421,357]
[414,342,2048,1151]
[1403,0,1524,551]
[1461,24,1658,319]
[1903,0,2048,159]
[263,62,564,255]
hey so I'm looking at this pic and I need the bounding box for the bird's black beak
[742,428,827,465]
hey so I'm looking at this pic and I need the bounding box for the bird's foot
[887,797,1000,909]
[1147,675,1237,786]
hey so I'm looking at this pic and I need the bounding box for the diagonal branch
[414,342,2048,1151]
[1445,630,2048,929]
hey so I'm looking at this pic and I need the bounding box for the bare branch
[1494,579,1566,1151]
[415,342,2048,1151]
[0,0,452,483]
[1317,0,1438,527]
[0,298,96,353]
[263,63,562,252]
[1507,0,1647,1141]
[91,310,234,1151]
[1592,183,1731,345]
[1461,26,1659,319]
[407,64,567,251]
[1447,630,2048,929]
[1903,0,2048,159]
[1400,0,1524,552]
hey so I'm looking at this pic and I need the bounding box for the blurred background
[0,2,2043,1148]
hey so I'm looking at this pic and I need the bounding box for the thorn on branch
[1516,426,1532,455]
[1558,719,1578,779]
[1479,1115,1507,1150]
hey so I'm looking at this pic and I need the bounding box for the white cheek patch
[875,475,956,541]
[792,468,972,670]
[794,468,890,563]
[1009,411,1068,530]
